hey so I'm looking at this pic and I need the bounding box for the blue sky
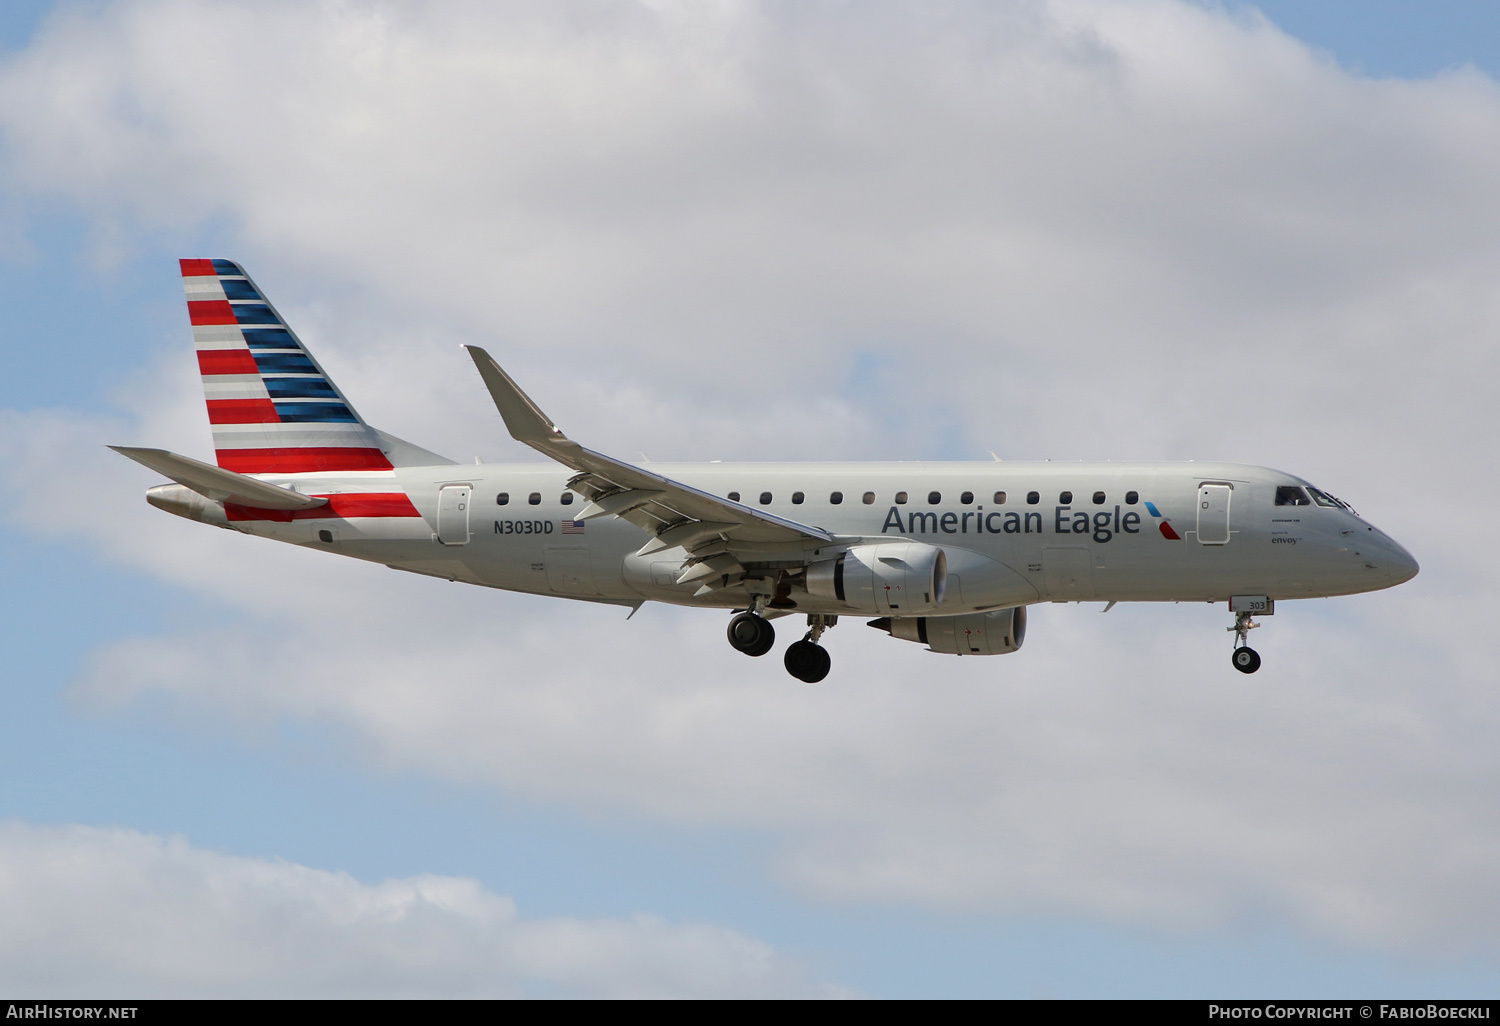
[1,0,1498,998]
[1238,1,1500,79]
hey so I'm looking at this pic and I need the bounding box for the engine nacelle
[868,606,1027,655]
[805,542,948,616]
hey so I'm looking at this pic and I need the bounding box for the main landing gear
[784,615,836,684]
[726,605,836,683]
[726,610,776,657]
[1229,610,1262,674]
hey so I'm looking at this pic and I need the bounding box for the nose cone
[1363,529,1418,587]
[1388,540,1420,585]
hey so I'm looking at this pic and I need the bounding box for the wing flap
[575,488,665,521]
[636,520,739,557]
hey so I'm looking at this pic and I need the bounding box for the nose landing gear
[1229,609,1261,674]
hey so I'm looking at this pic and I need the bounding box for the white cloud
[55,585,1500,955]
[0,821,846,998]
[1,0,1490,465]
[1,0,1498,961]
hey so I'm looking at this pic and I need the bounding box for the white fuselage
[193,460,1418,616]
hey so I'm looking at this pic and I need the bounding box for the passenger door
[1196,483,1232,545]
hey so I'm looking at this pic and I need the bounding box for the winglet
[463,346,573,452]
[110,446,328,510]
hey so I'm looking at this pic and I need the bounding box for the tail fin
[180,258,452,473]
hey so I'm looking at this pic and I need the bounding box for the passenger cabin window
[928,491,941,504]
[496,493,509,505]
[1276,486,1312,506]
[862,492,876,505]
[560,493,573,505]
[792,491,805,504]
[994,491,1006,504]
[1059,491,1073,504]
[1125,491,1139,505]
[830,491,844,504]
[759,492,773,505]
[1093,491,1106,505]
[727,491,740,502]
[961,491,974,504]
[1027,491,1040,505]
[528,492,541,505]
[895,491,909,504]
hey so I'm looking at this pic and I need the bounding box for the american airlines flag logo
[560,520,585,534]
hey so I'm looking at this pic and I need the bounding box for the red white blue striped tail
[182,258,393,474]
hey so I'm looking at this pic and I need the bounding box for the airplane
[113,259,1420,683]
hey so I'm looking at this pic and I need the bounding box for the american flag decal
[560,520,585,535]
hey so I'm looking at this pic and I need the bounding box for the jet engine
[804,542,947,616]
[868,606,1027,655]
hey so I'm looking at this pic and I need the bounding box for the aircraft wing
[110,446,329,511]
[464,346,833,589]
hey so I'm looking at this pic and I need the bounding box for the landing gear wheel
[784,640,831,683]
[1231,646,1261,674]
[1227,610,1263,674]
[727,612,775,657]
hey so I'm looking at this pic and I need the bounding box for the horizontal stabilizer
[110,446,329,510]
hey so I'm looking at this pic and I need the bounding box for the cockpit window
[1275,486,1311,506]
[1306,487,1342,509]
